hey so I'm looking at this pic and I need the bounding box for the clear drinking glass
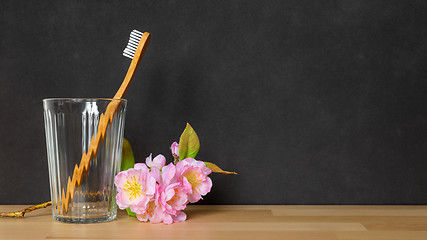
[43,98,127,223]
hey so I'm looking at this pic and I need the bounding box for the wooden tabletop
[1,205,427,239]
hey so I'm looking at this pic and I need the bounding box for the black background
[1,0,427,204]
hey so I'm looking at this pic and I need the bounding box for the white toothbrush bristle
[123,29,144,59]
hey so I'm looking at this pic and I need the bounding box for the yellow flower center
[185,171,202,193]
[122,175,142,200]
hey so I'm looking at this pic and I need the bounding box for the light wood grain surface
[1,205,427,239]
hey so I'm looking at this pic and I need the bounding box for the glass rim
[43,98,127,103]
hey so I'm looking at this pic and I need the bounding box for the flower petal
[162,163,176,185]
[145,175,157,196]
[187,192,202,203]
[134,163,149,175]
[164,185,177,202]
[170,142,179,157]
[136,213,149,222]
[114,171,128,190]
[197,177,213,196]
[116,191,134,209]
[150,167,162,184]
[130,197,150,214]
[174,211,187,222]
[152,154,166,169]
[116,192,127,210]
[162,213,174,224]
[145,153,153,168]
[181,176,193,194]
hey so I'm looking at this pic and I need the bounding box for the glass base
[52,203,117,224]
[53,213,116,224]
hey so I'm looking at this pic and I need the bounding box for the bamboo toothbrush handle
[114,32,151,99]
[59,32,151,214]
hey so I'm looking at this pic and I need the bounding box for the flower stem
[173,154,179,164]
[0,201,51,218]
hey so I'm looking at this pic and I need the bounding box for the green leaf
[178,123,200,160]
[205,162,238,175]
[126,207,136,218]
[120,138,135,171]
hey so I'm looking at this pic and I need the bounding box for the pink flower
[136,182,187,224]
[158,183,188,214]
[145,153,166,169]
[136,199,163,223]
[115,164,156,214]
[115,143,213,224]
[170,142,179,157]
[156,163,189,217]
[176,158,212,203]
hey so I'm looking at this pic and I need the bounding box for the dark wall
[1,0,427,204]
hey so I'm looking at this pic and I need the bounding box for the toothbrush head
[123,30,144,59]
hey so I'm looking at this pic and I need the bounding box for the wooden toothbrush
[59,30,151,214]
